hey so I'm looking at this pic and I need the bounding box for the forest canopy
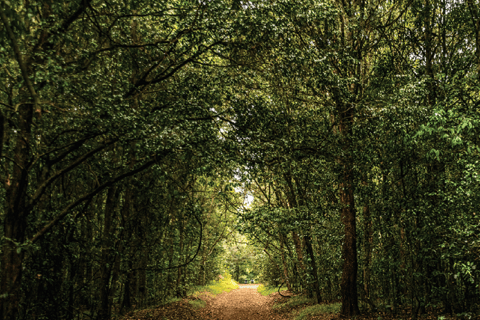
[0,0,479,319]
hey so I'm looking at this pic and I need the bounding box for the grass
[272,296,315,311]
[189,275,239,298]
[293,302,341,320]
[270,294,341,320]
[257,284,288,296]
[188,299,206,309]
[204,276,239,295]
[186,274,239,310]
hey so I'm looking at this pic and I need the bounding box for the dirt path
[199,284,289,320]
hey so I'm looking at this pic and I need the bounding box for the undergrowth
[271,294,341,320]
[272,296,314,310]
[163,297,181,305]
[257,284,288,296]
[188,299,206,309]
[293,302,341,320]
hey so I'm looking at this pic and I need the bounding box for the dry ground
[197,284,290,320]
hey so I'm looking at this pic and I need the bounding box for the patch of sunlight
[189,273,239,298]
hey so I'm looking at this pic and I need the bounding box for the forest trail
[198,284,289,320]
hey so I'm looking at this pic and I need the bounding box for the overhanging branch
[30,150,172,244]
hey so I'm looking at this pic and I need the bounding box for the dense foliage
[1,0,479,319]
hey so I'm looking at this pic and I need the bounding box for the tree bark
[339,103,360,316]
[304,233,322,303]
[279,232,292,291]
[291,230,308,293]
[176,211,185,298]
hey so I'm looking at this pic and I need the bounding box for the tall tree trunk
[1,103,33,320]
[467,0,480,80]
[166,233,175,299]
[338,103,360,316]
[0,9,40,318]
[137,206,149,307]
[363,204,373,306]
[304,233,322,303]
[279,232,292,291]
[121,144,136,313]
[291,231,308,292]
[294,175,322,303]
[122,258,135,312]
[176,212,185,298]
[282,174,309,293]
[0,109,5,160]
[137,251,148,306]
[98,185,117,320]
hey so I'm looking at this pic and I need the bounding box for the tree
[0,0,241,318]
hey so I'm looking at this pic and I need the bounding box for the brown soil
[198,284,290,320]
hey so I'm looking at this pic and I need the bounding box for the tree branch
[30,150,172,244]
[124,41,222,98]
[26,138,119,212]
[58,0,93,34]
[0,3,39,112]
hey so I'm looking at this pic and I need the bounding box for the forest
[0,0,479,319]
